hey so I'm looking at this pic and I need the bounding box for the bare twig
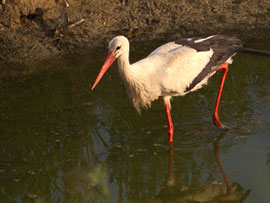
[67,18,85,30]
[64,0,69,8]
[54,18,86,39]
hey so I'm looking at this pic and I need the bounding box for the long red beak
[91,53,116,90]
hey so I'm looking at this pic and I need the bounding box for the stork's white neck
[114,40,156,112]
[117,50,133,81]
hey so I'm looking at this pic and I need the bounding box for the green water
[1,41,270,203]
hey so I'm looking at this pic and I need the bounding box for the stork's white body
[117,37,231,112]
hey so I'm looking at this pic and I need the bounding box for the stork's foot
[213,113,225,129]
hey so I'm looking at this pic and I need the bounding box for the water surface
[1,40,270,202]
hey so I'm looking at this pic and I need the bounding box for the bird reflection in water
[213,135,232,200]
[162,135,250,202]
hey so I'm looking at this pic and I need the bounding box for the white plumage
[92,35,244,142]
[111,36,220,111]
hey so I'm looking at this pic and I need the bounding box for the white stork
[91,35,270,142]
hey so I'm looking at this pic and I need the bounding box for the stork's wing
[157,46,213,94]
[157,35,244,93]
[177,35,244,92]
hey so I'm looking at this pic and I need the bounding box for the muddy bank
[1,0,270,76]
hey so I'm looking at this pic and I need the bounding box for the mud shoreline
[1,0,270,76]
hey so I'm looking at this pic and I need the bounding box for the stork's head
[91,36,129,90]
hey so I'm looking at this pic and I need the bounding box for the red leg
[213,63,228,129]
[165,99,174,142]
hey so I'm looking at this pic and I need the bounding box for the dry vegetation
[0,0,270,73]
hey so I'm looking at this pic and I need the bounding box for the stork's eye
[116,46,121,51]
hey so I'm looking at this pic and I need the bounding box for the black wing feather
[175,35,244,92]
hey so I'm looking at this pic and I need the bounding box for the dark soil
[1,0,270,76]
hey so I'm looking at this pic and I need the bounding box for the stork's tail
[239,48,270,57]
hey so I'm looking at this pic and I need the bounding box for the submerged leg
[167,142,175,186]
[164,96,174,142]
[213,63,228,129]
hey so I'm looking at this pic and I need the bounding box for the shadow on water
[0,40,270,202]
